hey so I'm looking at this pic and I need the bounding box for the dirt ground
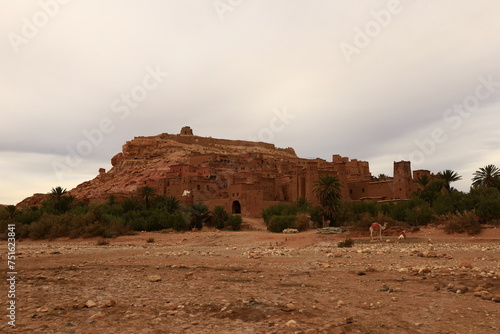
[1,219,499,334]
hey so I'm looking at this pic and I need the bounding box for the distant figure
[398,230,407,241]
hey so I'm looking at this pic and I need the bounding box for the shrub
[337,237,354,248]
[347,201,378,218]
[267,215,296,233]
[213,206,229,229]
[309,206,323,228]
[476,198,500,221]
[442,211,482,235]
[29,214,58,239]
[224,215,242,231]
[405,203,434,226]
[96,239,109,246]
[262,204,297,225]
[169,212,191,231]
[295,213,311,231]
[349,213,377,231]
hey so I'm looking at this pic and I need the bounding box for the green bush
[213,206,229,229]
[349,212,377,231]
[476,198,500,221]
[309,206,323,228]
[262,204,298,225]
[224,215,242,231]
[168,212,191,231]
[346,201,379,218]
[267,215,296,233]
[405,203,434,226]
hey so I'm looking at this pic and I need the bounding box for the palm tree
[139,186,157,209]
[164,196,181,213]
[313,175,342,224]
[415,174,431,189]
[212,205,229,229]
[50,186,67,199]
[49,186,72,213]
[472,165,500,188]
[438,170,462,192]
[190,203,211,229]
[6,205,18,219]
[295,197,311,212]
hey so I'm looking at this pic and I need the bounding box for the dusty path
[1,226,499,333]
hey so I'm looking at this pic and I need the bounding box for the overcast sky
[1,0,500,205]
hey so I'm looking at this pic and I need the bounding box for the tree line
[0,186,241,240]
[1,164,499,239]
[262,165,500,234]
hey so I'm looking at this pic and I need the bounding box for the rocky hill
[18,127,297,206]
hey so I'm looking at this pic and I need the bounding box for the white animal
[370,222,388,241]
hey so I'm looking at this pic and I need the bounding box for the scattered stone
[286,320,298,328]
[89,312,105,320]
[317,227,348,234]
[36,306,49,313]
[85,300,97,308]
[458,262,473,269]
[105,300,116,307]
[480,292,493,300]
[283,228,298,234]
[378,285,390,292]
[148,275,162,282]
[423,251,438,258]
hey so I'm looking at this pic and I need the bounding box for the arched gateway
[232,200,241,214]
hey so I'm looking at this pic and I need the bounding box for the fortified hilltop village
[21,127,431,216]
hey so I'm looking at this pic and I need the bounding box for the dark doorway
[232,200,241,214]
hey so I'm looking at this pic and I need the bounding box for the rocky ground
[1,223,499,334]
